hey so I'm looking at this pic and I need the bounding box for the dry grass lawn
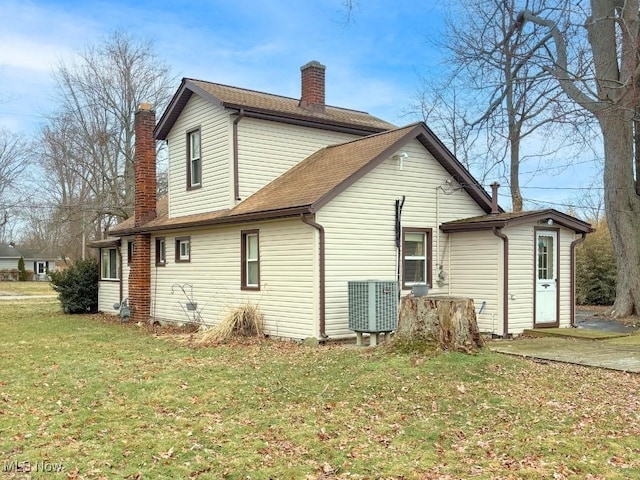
[1,299,639,479]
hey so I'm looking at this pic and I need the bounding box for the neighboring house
[0,243,57,280]
[91,61,592,339]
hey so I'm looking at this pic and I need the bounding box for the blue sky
[0,0,602,213]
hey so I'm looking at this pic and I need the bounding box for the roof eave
[224,105,390,136]
[107,206,312,236]
[416,126,499,214]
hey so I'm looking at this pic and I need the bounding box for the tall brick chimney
[299,61,326,113]
[130,103,156,323]
[134,103,157,227]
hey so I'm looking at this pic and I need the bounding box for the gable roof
[441,209,593,234]
[155,78,395,140]
[0,243,55,260]
[108,122,496,236]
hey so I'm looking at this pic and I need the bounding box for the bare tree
[33,30,176,254]
[419,0,594,211]
[517,1,640,317]
[47,30,176,232]
[0,129,29,238]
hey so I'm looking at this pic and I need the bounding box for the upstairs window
[101,247,120,280]
[187,129,201,189]
[402,228,432,289]
[241,230,260,290]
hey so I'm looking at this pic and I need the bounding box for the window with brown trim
[241,230,260,290]
[175,237,191,263]
[155,237,166,266]
[186,129,201,189]
[126,241,134,265]
[402,227,432,289]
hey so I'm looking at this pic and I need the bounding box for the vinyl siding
[98,281,120,314]
[0,258,19,270]
[147,219,316,339]
[237,117,357,201]
[447,231,502,334]
[318,139,487,338]
[167,95,231,217]
[559,228,575,328]
[504,224,576,334]
[504,224,535,334]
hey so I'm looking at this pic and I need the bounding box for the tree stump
[396,296,484,353]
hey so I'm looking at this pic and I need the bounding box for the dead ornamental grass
[193,303,264,345]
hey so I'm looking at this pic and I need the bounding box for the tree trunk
[396,296,484,352]
[599,113,640,317]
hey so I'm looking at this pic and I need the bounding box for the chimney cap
[301,60,326,71]
[138,102,151,111]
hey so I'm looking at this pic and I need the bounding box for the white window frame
[242,230,260,290]
[101,247,120,280]
[175,237,191,263]
[188,129,201,188]
[402,228,431,289]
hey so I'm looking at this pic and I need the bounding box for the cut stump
[397,296,484,352]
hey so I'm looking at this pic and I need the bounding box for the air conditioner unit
[348,280,398,333]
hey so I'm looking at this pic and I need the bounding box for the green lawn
[1,299,639,479]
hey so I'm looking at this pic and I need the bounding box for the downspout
[395,196,405,299]
[301,214,327,339]
[570,233,587,327]
[117,240,123,304]
[232,109,245,202]
[492,227,509,337]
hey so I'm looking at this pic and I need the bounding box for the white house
[0,243,57,281]
[91,61,592,339]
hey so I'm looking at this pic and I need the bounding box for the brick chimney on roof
[490,182,500,214]
[299,61,326,113]
[130,103,156,324]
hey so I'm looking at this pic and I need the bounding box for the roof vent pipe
[490,182,500,215]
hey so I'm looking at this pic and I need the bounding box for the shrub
[17,256,27,281]
[575,218,616,305]
[50,258,99,314]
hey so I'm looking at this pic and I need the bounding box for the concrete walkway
[490,336,640,373]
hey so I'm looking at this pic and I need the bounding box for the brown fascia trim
[301,214,327,340]
[440,221,508,233]
[570,233,587,327]
[233,109,245,201]
[155,79,221,140]
[110,206,312,236]
[309,126,424,212]
[492,227,510,338]
[87,238,121,248]
[416,127,497,214]
[226,107,389,137]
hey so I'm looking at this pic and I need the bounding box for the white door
[535,230,558,326]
